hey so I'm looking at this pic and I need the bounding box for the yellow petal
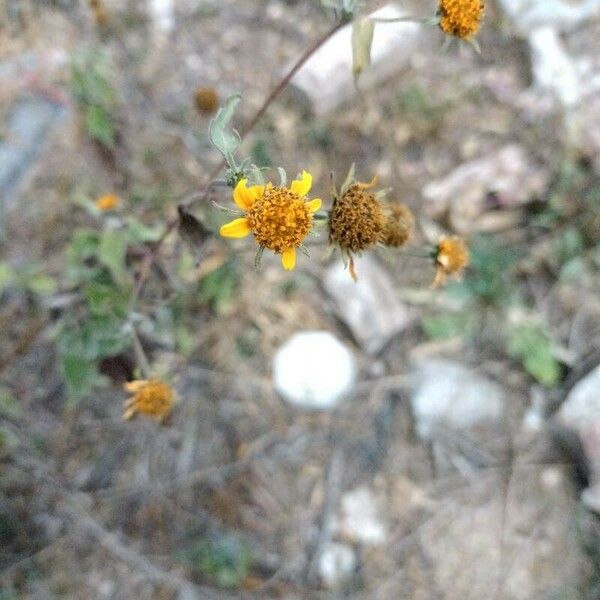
[220,217,251,238]
[281,247,296,271]
[124,380,149,392]
[307,198,322,213]
[233,179,253,211]
[290,170,312,197]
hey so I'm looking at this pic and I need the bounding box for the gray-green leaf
[209,94,242,166]
[351,17,375,79]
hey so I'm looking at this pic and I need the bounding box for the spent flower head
[220,170,321,271]
[383,202,414,248]
[433,236,469,287]
[123,379,174,422]
[438,0,484,40]
[329,176,386,254]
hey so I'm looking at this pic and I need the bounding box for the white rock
[291,3,422,114]
[318,542,356,589]
[148,0,174,33]
[529,27,581,108]
[273,331,356,410]
[558,365,600,429]
[558,366,600,514]
[496,0,600,34]
[410,360,505,440]
[338,487,386,545]
[324,254,412,354]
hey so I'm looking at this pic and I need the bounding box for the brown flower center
[329,184,386,253]
[438,0,484,39]
[247,187,313,253]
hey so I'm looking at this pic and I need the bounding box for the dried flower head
[195,87,219,114]
[433,236,469,287]
[329,178,386,254]
[95,193,120,211]
[220,171,321,271]
[438,0,484,40]
[383,202,414,248]
[123,379,174,422]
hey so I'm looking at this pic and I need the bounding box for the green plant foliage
[71,49,118,148]
[198,260,238,315]
[184,535,251,589]
[209,94,241,167]
[450,234,520,306]
[422,312,474,340]
[351,17,374,79]
[507,325,561,387]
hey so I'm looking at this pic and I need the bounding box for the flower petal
[307,198,322,213]
[290,170,312,197]
[233,179,254,211]
[220,217,251,238]
[281,247,296,271]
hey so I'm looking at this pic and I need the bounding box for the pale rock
[496,0,600,34]
[410,360,505,441]
[338,486,386,545]
[324,254,413,354]
[528,27,581,108]
[273,331,356,410]
[148,0,174,34]
[557,365,600,514]
[318,542,356,589]
[291,3,423,114]
[422,145,548,234]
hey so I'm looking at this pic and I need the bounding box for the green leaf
[422,312,473,340]
[85,105,115,147]
[0,262,15,293]
[209,94,241,166]
[60,354,98,400]
[351,17,375,79]
[98,229,128,286]
[507,325,561,387]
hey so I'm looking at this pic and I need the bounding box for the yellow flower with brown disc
[219,170,321,271]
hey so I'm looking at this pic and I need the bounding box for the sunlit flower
[195,87,219,114]
[220,171,321,271]
[329,177,386,254]
[95,193,120,211]
[433,236,469,287]
[383,202,414,248]
[123,379,174,422]
[438,0,484,40]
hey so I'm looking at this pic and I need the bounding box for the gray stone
[324,254,412,354]
[410,360,505,441]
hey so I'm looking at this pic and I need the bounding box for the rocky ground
[1,0,600,599]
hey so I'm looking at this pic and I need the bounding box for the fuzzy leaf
[98,229,128,285]
[351,17,374,79]
[209,94,241,165]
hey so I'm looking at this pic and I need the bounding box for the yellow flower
[95,193,120,211]
[438,0,484,40]
[433,236,469,287]
[219,171,321,271]
[123,379,174,422]
[383,202,414,248]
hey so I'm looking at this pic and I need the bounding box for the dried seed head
[123,379,174,421]
[329,182,386,253]
[433,236,469,287]
[247,186,313,254]
[383,202,414,248]
[438,0,484,40]
[195,87,219,114]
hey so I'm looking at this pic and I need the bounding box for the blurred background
[1,0,600,598]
